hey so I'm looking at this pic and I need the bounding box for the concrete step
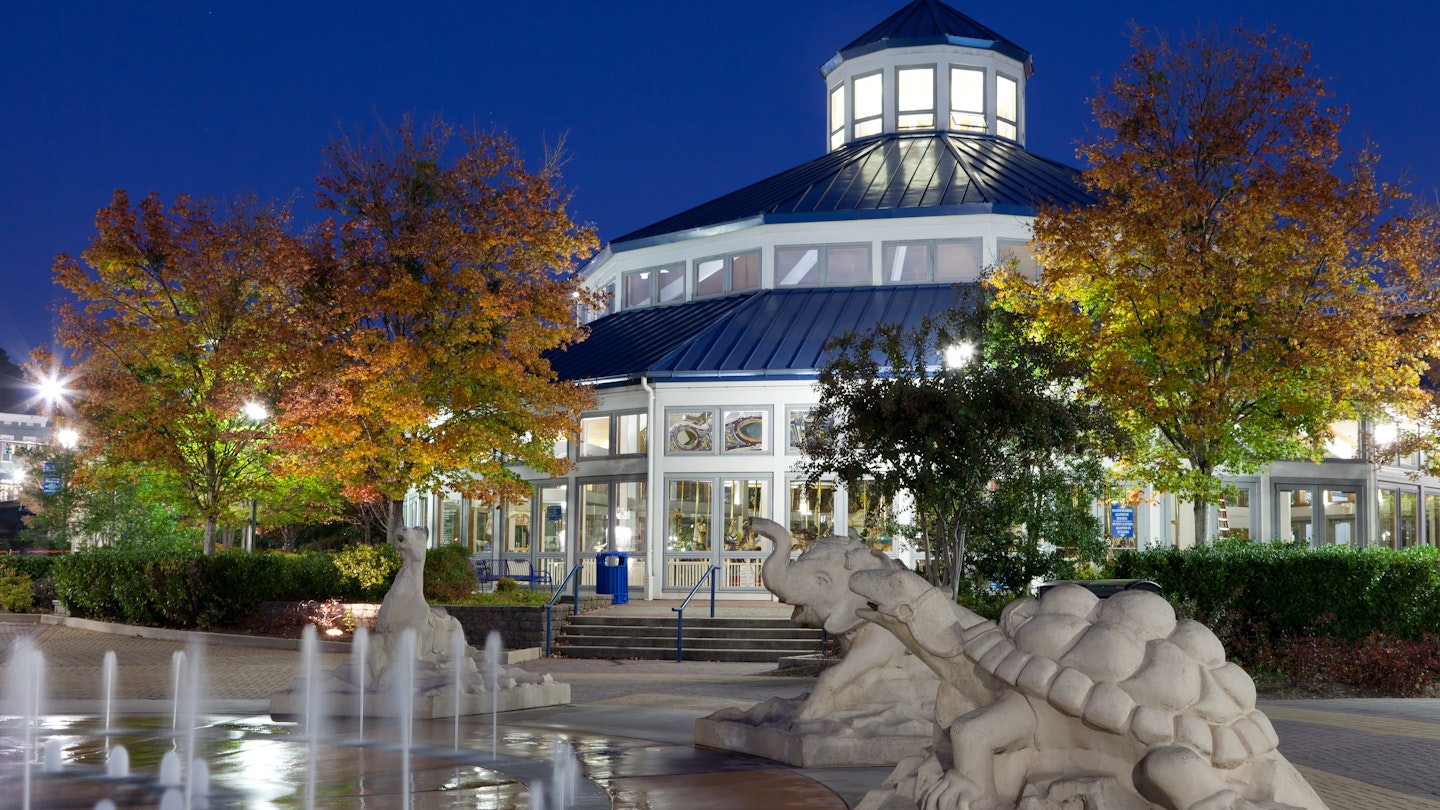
[554,644,818,662]
[555,633,820,651]
[564,615,802,630]
[557,624,818,641]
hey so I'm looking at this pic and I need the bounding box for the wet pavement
[2,613,1440,808]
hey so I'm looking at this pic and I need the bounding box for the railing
[671,565,720,662]
[543,563,585,657]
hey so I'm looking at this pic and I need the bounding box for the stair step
[557,625,819,640]
[555,634,820,651]
[554,645,817,662]
[565,616,802,629]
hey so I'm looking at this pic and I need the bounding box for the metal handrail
[544,563,585,657]
[671,565,720,662]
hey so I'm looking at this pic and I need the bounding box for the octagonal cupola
[821,0,1033,151]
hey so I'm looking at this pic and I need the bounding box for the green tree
[285,118,600,535]
[799,289,1122,596]
[51,192,310,553]
[997,28,1440,538]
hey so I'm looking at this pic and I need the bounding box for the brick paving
[6,615,1440,809]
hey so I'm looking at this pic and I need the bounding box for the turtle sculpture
[850,568,1329,810]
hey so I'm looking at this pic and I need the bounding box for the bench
[474,558,554,590]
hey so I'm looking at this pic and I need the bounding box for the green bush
[0,570,33,612]
[0,555,60,609]
[1109,542,1440,659]
[424,544,479,603]
[333,543,399,602]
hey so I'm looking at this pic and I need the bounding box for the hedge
[1109,542,1440,646]
[51,546,407,629]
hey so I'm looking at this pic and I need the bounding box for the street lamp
[944,341,976,368]
[243,402,268,552]
[56,428,79,450]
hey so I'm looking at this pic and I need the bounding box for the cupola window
[829,86,846,150]
[996,74,1019,140]
[853,72,884,139]
[694,250,760,298]
[897,67,935,131]
[622,263,685,309]
[950,67,986,133]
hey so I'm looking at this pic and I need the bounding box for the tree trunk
[1193,497,1208,546]
[387,499,404,542]
[203,516,217,555]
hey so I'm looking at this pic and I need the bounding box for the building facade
[415,0,1440,599]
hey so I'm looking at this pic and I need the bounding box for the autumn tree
[286,118,599,535]
[995,28,1440,538]
[799,290,1122,597]
[52,192,310,553]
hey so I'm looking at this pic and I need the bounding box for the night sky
[3,1,1436,367]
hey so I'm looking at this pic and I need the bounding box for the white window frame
[775,243,872,287]
[852,70,884,140]
[693,250,761,298]
[996,72,1019,140]
[896,65,936,131]
[949,66,986,133]
[621,263,686,310]
[882,238,984,283]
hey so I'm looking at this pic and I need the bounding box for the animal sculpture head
[756,517,902,635]
[851,567,967,660]
[393,525,429,567]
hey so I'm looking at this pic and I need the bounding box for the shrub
[1263,633,1440,697]
[0,570,33,612]
[332,543,399,602]
[424,544,479,603]
[496,577,520,593]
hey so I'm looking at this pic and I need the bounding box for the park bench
[474,557,553,590]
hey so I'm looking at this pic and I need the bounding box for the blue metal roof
[610,133,1089,249]
[830,0,1031,73]
[549,285,966,385]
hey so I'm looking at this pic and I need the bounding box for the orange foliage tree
[283,118,600,535]
[52,192,312,553]
[994,28,1440,538]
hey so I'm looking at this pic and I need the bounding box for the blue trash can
[595,551,629,604]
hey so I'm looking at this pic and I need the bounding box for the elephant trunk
[753,518,795,602]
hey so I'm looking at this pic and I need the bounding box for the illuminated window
[668,480,713,552]
[722,479,769,551]
[883,239,983,283]
[829,85,846,150]
[622,263,684,309]
[897,66,935,131]
[788,480,836,548]
[618,412,647,455]
[996,74,1018,140]
[580,416,610,457]
[776,244,871,286]
[694,250,761,298]
[998,240,1039,280]
[853,72,883,139]
[950,67,985,132]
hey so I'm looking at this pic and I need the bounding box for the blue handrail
[544,563,585,657]
[671,566,720,662]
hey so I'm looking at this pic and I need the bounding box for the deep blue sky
[3,1,1435,366]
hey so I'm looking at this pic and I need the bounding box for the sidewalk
[3,617,1440,808]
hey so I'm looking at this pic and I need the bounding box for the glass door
[538,484,568,583]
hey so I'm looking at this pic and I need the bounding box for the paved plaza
[2,615,1439,808]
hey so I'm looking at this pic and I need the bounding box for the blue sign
[1110,505,1135,539]
[42,476,61,495]
[545,505,563,522]
[42,461,56,473]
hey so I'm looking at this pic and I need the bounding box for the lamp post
[243,402,268,552]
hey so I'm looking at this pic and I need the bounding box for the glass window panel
[580,416,610,457]
[996,74,1017,124]
[1377,489,1395,548]
[898,67,934,112]
[1400,491,1419,548]
[950,67,985,132]
[996,119,1017,140]
[722,479,768,551]
[777,248,820,286]
[658,264,684,303]
[829,84,845,149]
[848,481,893,551]
[440,496,461,545]
[616,481,646,553]
[466,500,493,553]
[623,271,651,308]
[788,480,836,548]
[722,409,767,453]
[936,240,982,281]
[1324,489,1356,546]
[505,492,532,553]
[695,258,725,297]
[552,434,569,459]
[581,482,610,553]
[854,118,883,138]
[1326,421,1360,459]
[999,240,1039,280]
[732,251,760,290]
[884,243,930,282]
[854,72,882,120]
[898,113,935,130]
[1219,487,1251,541]
[540,486,567,553]
[1426,493,1440,547]
[1278,489,1312,544]
[667,480,712,552]
[826,245,870,284]
[618,412,647,455]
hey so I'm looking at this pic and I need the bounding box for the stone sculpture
[270,525,568,719]
[851,568,1329,810]
[694,518,939,767]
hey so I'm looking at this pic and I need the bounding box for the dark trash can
[1037,579,1162,599]
[595,551,629,604]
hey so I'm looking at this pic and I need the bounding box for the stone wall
[443,596,611,651]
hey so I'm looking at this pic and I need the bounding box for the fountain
[269,526,569,719]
